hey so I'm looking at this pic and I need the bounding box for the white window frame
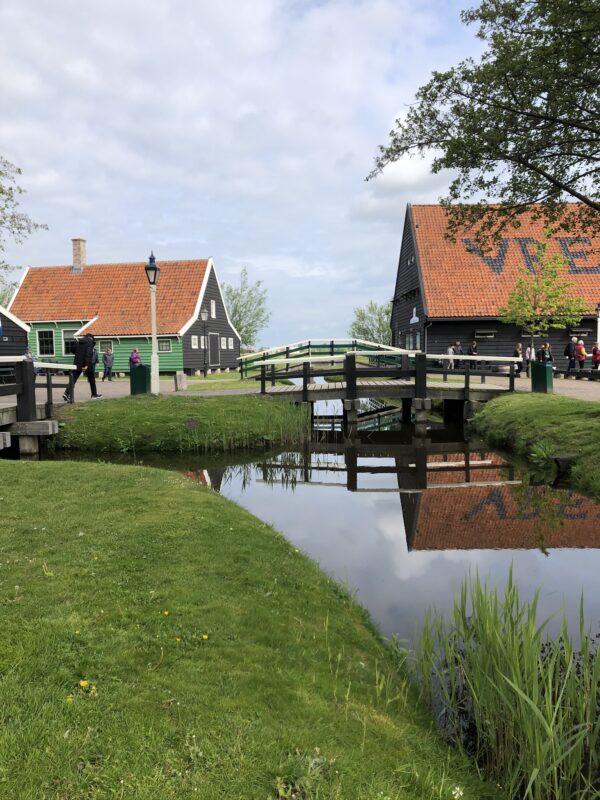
[228,337,234,350]
[37,329,55,357]
[200,335,206,349]
[191,335,199,349]
[220,336,227,350]
[98,339,114,353]
[62,329,79,356]
[158,339,172,353]
[210,299,216,318]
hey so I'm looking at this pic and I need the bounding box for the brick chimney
[72,238,86,272]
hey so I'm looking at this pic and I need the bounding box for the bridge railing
[0,357,77,421]
[238,338,397,378]
[254,351,522,399]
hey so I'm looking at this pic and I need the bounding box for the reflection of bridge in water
[216,427,600,552]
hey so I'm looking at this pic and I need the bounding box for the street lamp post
[200,306,208,377]
[145,252,161,395]
[596,302,600,349]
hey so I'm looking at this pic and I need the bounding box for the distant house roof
[409,204,600,319]
[10,259,211,336]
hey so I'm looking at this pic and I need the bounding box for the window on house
[200,335,206,349]
[220,337,227,349]
[62,329,79,356]
[210,300,216,318]
[404,333,411,349]
[228,337,234,350]
[158,339,172,353]
[414,331,421,350]
[37,330,55,356]
[474,329,498,339]
[191,335,199,349]
[99,340,113,353]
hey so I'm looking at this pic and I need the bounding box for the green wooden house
[8,239,241,374]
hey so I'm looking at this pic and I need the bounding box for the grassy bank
[54,395,309,453]
[0,460,499,800]
[473,394,600,500]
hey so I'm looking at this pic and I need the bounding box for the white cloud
[0,0,480,341]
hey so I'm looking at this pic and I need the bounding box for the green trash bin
[130,364,151,395]
[531,361,554,393]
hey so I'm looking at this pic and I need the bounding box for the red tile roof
[10,260,210,335]
[410,484,600,550]
[410,205,600,319]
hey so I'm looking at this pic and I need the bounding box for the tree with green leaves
[498,235,588,359]
[349,300,392,346]
[1,156,45,305]
[370,0,600,243]
[222,267,271,349]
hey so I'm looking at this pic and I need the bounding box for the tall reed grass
[416,570,599,800]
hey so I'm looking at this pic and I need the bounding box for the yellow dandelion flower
[201,634,209,640]
[75,630,80,635]
[163,610,169,616]
[175,637,181,642]
[90,685,97,696]
[79,680,89,688]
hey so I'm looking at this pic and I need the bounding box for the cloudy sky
[1,0,480,345]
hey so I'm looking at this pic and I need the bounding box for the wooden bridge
[239,341,521,426]
[0,357,76,457]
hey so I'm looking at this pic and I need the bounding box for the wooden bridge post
[414,352,427,399]
[509,362,515,392]
[270,364,276,386]
[345,353,357,400]
[285,346,290,372]
[345,445,358,492]
[16,360,36,422]
[260,365,266,394]
[464,361,470,402]
[302,361,310,402]
[45,371,54,418]
[401,353,409,376]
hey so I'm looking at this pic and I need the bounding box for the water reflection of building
[183,469,224,492]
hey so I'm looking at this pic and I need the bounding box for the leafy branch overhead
[222,267,271,349]
[498,235,588,343]
[370,0,600,242]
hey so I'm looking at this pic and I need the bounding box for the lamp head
[145,251,160,286]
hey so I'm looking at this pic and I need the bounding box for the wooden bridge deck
[265,378,509,403]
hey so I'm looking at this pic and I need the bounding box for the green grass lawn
[473,393,600,500]
[54,395,309,453]
[0,460,500,800]
[186,372,291,391]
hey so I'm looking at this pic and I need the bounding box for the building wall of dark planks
[0,312,28,357]
[182,268,240,373]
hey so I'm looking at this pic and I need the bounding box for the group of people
[56,333,143,400]
[444,337,600,376]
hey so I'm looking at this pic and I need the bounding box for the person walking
[575,339,587,374]
[525,343,537,375]
[452,341,464,371]
[62,333,102,401]
[467,340,479,369]
[513,342,523,376]
[446,344,455,371]
[564,336,577,376]
[102,346,114,382]
[592,342,600,370]
[24,346,39,375]
[129,348,142,369]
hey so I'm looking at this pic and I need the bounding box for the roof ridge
[26,259,210,270]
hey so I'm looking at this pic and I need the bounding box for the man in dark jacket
[564,336,577,375]
[62,333,102,401]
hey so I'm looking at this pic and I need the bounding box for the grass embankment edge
[54,394,309,454]
[472,393,600,501]
[0,460,500,799]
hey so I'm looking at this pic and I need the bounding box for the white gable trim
[74,316,100,336]
[6,267,29,312]
[178,259,241,340]
[0,304,30,333]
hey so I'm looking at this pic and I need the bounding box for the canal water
[58,403,600,644]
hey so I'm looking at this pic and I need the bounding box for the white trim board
[178,260,241,340]
[0,304,30,333]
